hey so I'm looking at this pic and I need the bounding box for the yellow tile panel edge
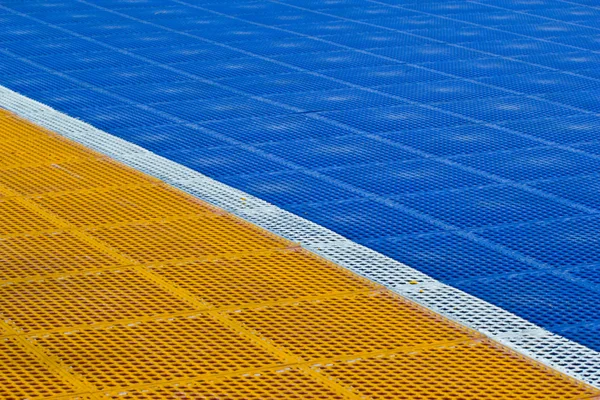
[0,110,597,399]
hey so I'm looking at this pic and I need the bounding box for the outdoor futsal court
[1,0,600,398]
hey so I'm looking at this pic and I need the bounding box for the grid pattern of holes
[317,340,599,399]
[3,0,598,357]
[226,291,477,360]
[33,184,216,228]
[0,268,196,333]
[0,231,121,281]
[0,337,77,399]
[29,315,285,391]
[87,215,290,263]
[0,198,59,235]
[0,135,94,170]
[103,367,346,399]
[1,76,598,398]
[0,159,151,196]
[149,249,378,307]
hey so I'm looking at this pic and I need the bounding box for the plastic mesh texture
[2,111,597,398]
[2,0,600,388]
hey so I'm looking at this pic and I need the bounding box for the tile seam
[0,85,598,389]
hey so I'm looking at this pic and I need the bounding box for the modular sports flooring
[1,0,600,396]
[0,101,598,400]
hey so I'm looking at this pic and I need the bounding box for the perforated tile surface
[1,0,600,378]
[1,110,597,398]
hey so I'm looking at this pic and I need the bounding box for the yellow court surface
[0,109,598,399]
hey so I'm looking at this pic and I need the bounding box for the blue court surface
[1,0,600,353]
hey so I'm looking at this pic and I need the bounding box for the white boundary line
[1,85,599,388]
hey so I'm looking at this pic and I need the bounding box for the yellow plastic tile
[0,231,121,281]
[225,290,476,361]
[28,314,284,391]
[0,135,93,170]
[0,337,77,399]
[102,367,345,399]
[316,340,599,399]
[0,159,150,196]
[149,249,378,307]
[0,115,47,142]
[87,216,290,264]
[0,268,196,333]
[0,198,59,236]
[33,184,215,228]
[0,111,596,400]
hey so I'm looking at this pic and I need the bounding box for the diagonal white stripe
[1,84,598,388]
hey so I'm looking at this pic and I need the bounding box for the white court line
[1,85,598,388]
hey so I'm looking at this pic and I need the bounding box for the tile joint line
[0,85,598,389]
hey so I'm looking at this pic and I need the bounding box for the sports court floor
[1,0,600,397]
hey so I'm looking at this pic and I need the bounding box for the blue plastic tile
[542,89,600,113]
[383,124,539,157]
[230,37,337,56]
[371,44,484,63]
[158,97,292,123]
[455,272,600,328]
[324,159,494,196]
[531,175,600,211]
[171,57,295,80]
[0,73,80,94]
[497,21,599,39]
[319,5,417,20]
[460,39,573,57]
[436,96,578,123]
[219,72,348,96]
[499,114,600,145]
[454,146,600,181]
[111,124,227,153]
[265,88,407,111]
[376,79,508,104]
[480,215,600,268]
[131,44,246,64]
[524,7,600,22]
[407,27,518,44]
[29,51,147,72]
[551,35,600,51]
[257,135,418,168]
[572,141,600,156]
[365,232,538,282]
[477,72,600,95]
[569,264,600,287]
[0,55,47,76]
[323,32,431,49]
[202,114,354,144]
[96,32,197,50]
[221,170,356,206]
[273,50,396,71]
[1,37,108,57]
[287,198,438,241]
[322,65,447,87]
[397,185,587,229]
[321,104,467,133]
[555,323,600,353]
[163,146,286,178]
[70,65,187,88]
[108,80,235,103]
[276,20,375,36]
[71,106,174,130]
[33,89,128,111]
[0,25,71,43]
[516,51,600,71]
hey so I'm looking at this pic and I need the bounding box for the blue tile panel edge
[1,0,600,358]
